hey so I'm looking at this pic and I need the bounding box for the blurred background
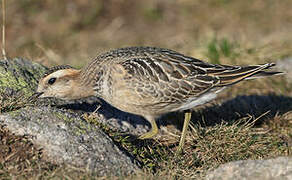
[2,0,292,69]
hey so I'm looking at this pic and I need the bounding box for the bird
[35,46,282,152]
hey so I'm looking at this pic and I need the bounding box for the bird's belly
[174,92,217,111]
[103,88,155,116]
[175,87,227,111]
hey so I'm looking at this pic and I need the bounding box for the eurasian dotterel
[36,47,282,152]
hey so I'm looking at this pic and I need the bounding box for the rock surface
[0,106,139,176]
[206,157,292,180]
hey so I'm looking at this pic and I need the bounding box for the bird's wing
[119,53,220,102]
[120,50,280,99]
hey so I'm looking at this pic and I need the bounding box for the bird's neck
[67,70,96,99]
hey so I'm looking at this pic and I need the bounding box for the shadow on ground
[55,94,292,130]
[56,97,149,128]
[176,94,292,128]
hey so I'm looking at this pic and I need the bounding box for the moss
[0,58,48,113]
[0,58,47,97]
[53,111,73,123]
[0,72,30,95]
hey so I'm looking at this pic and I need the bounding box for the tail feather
[215,63,282,86]
[245,71,284,80]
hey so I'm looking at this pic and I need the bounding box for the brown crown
[42,65,74,78]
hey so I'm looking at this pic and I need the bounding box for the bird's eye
[48,77,56,85]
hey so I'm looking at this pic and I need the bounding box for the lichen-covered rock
[205,157,292,180]
[0,58,47,96]
[0,106,139,176]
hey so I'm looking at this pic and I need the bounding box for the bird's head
[36,65,93,100]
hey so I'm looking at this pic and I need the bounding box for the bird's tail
[215,63,283,86]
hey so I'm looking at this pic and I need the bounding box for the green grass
[206,37,239,64]
[143,7,163,21]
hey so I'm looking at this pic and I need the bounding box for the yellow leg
[177,111,192,153]
[138,118,158,139]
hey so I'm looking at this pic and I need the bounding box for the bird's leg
[177,110,192,153]
[138,116,158,139]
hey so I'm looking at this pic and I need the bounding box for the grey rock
[0,106,139,176]
[205,157,292,180]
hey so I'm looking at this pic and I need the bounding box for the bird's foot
[138,128,158,140]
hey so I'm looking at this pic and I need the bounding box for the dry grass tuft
[0,125,58,179]
[0,92,27,113]
[0,90,39,113]
[1,0,7,60]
